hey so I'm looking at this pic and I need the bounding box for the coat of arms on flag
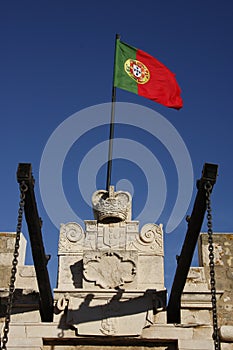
[124,59,150,84]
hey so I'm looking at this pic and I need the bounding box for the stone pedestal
[54,187,166,336]
[55,219,166,335]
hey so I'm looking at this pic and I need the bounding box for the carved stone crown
[92,186,132,223]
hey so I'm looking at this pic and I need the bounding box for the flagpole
[106,34,120,192]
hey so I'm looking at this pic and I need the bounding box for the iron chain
[205,181,221,350]
[0,182,28,350]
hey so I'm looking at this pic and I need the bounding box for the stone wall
[1,230,233,349]
[0,232,40,324]
[0,232,26,289]
[199,233,233,326]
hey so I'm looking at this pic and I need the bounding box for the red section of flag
[136,49,183,109]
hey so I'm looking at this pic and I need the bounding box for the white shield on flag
[133,64,142,78]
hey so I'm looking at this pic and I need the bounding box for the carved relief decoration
[100,301,119,335]
[58,222,84,253]
[84,221,139,251]
[83,251,137,289]
[129,223,163,255]
[92,186,132,222]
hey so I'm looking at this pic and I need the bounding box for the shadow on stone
[70,260,83,288]
[56,289,166,331]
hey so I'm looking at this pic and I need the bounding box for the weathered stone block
[138,255,164,289]
[220,325,233,342]
[7,324,27,338]
[26,322,63,338]
[57,254,83,289]
[199,233,233,326]
[0,232,26,266]
[192,325,213,339]
[221,344,233,350]
[7,335,42,347]
[0,266,12,288]
[179,339,214,350]
[181,309,212,325]
[142,324,193,340]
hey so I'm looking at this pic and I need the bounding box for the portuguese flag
[114,39,183,109]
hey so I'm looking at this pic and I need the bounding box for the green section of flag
[114,39,137,94]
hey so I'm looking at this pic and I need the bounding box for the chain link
[205,181,221,350]
[0,182,28,350]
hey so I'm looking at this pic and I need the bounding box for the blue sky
[1,1,233,293]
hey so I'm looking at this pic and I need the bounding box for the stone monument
[1,187,233,349]
[54,186,167,336]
